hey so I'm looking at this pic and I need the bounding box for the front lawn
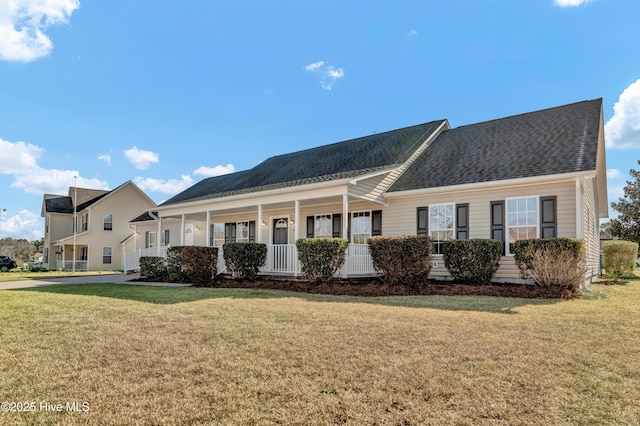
[0,281,638,424]
[0,270,122,283]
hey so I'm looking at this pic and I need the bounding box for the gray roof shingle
[389,99,602,192]
[161,120,446,205]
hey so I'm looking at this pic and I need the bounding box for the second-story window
[103,213,113,231]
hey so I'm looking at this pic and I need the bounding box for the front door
[273,218,288,270]
[184,224,194,246]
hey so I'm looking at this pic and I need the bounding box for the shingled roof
[389,99,603,193]
[161,120,446,205]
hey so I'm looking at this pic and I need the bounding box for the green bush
[181,246,218,286]
[167,246,188,283]
[295,238,348,284]
[139,256,167,279]
[368,235,433,286]
[513,238,586,292]
[442,239,503,285]
[602,240,638,281]
[223,242,267,281]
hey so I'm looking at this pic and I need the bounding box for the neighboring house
[128,99,608,285]
[41,181,156,271]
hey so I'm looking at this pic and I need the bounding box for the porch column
[257,204,263,243]
[206,211,211,246]
[342,194,349,239]
[157,216,162,256]
[294,200,300,241]
[180,214,185,245]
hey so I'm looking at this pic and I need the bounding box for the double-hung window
[351,212,371,244]
[81,214,88,232]
[103,213,113,231]
[429,204,454,255]
[145,231,157,249]
[102,247,112,264]
[314,214,333,238]
[506,197,538,250]
[211,223,225,247]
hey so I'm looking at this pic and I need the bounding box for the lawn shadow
[16,283,560,314]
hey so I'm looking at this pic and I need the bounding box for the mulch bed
[130,275,570,299]
[215,278,570,299]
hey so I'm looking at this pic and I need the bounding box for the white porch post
[294,200,300,241]
[257,204,263,243]
[180,214,185,245]
[157,216,162,256]
[206,211,211,246]
[342,194,349,278]
[342,194,349,240]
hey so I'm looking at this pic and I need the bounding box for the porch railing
[57,260,88,271]
[123,243,378,277]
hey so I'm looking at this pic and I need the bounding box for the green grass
[0,279,639,424]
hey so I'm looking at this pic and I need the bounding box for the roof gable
[161,120,446,206]
[389,99,603,192]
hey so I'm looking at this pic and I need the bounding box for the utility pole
[73,177,77,273]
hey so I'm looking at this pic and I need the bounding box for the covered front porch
[127,189,385,278]
[53,242,88,271]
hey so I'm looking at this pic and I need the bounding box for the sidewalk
[0,273,190,290]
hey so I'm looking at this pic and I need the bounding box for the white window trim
[236,220,250,243]
[102,246,112,264]
[505,195,539,256]
[428,203,455,256]
[212,223,225,247]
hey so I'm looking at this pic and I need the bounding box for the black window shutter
[249,221,256,242]
[332,214,342,238]
[225,223,236,243]
[540,196,557,238]
[417,207,428,237]
[490,201,505,243]
[456,203,469,240]
[306,216,315,238]
[145,231,150,248]
[372,210,382,236]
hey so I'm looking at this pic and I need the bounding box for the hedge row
[368,235,433,286]
[442,239,503,285]
[602,240,638,281]
[296,238,348,284]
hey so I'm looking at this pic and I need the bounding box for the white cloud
[0,210,44,240]
[124,146,159,170]
[305,60,345,91]
[194,164,235,177]
[134,175,194,195]
[408,29,418,37]
[554,0,592,6]
[0,0,80,62]
[605,79,640,149]
[607,168,623,179]
[98,153,112,166]
[0,136,109,195]
[305,61,324,71]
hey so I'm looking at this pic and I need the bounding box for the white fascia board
[384,171,596,199]
[348,167,397,184]
[154,178,353,215]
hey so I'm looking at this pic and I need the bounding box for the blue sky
[1,0,639,240]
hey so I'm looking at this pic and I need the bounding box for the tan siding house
[41,181,156,271]
[127,99,608,285]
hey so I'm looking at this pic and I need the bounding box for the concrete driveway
[0,273,189,290]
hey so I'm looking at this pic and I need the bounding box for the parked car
[28,261,47,272]
[0,255,18,272]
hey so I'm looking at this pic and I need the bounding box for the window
[102,247,112,264]
[224,221,256,243]
[211,223,225,246]
[80,247,88,261]
[315,214,333,238]
[162,229,170,246]
[103,213,113,231]
[145,231,157,249]
[429,204,454,255]
[81,214,88,232]
[506,196,538,253]
[351,212,371,244]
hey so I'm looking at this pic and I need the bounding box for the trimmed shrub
[223,242,267,281]
[295,238,348,284]
[602,240,638,281]
[139,256,167,279]
[181,246,218,286]
[368,235,433,286]
[513,238,586,293]
[442,239,503,285]
[167,246,188,283]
